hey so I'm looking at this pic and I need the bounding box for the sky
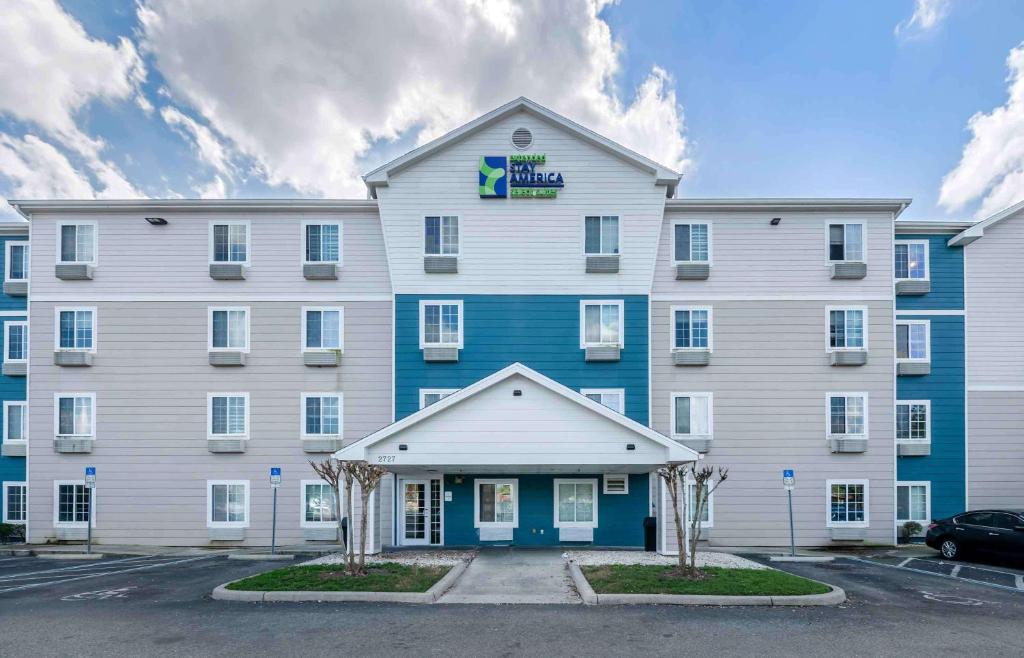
[0,0,1022,221]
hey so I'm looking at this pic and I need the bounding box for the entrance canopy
[335,363,697,474]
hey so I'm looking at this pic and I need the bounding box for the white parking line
[950,565,962,578]
[846,556,1024,594]
[897,558,915,567]
[1016,575,1023,590]
[0,555,157,581]
[0,555,218,595]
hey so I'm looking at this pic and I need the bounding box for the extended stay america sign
[479,154,565,199]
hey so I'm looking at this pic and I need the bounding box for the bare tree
[658,462,729,577]
[310,458,355,575]
[339,460,388,574]
[657,463,689,573]
[686,464,728,573]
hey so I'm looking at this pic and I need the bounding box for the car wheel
[940,538,961,560]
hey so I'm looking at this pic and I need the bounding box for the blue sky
[1,1,1022,220]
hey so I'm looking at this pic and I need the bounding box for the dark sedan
[926,510,1024,560]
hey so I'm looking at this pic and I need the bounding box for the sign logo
[479,153,564,199]
[479,156,507,198]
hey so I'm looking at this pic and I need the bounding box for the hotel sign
[479,154,565,199]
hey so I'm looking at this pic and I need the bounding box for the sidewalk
[437,547,580,604]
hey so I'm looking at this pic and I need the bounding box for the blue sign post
[783,469,795,556]
[85,467,96,554]
[270,468,281,554]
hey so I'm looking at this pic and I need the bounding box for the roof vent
[511,127,533,150]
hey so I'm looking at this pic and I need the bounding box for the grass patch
[226,562,451,593]
[581,565,830,596]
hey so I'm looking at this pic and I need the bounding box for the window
[827,222,864,262]
[688,481,712,527]
[302,393,342,437]
[419,389,458,409]
[2,482,26,524]
[603,474,628,495]
[209,221,249,264]
[827,393,868,438]
[896,482,930,524]
[4,321,27,363]
[896,320,929,362]
[56,308,95,352]
[302,480,338,526]
[302,307,343,351]
[58,222,96,264]
[208,394,248,439]
[5,241,28,281]
[209,307,249,351]
[419,300,463,348]
[671,306,711,350]
[828,480,868,526]
[894,240,928,280]
[581,389,625,414]
[957,512,994,527]
[827,307,866,350]
[896,401,930,442]
[424,216,459,256]
[3,401,26,443]
[554,479,598,528]
[303,221,341,264]
[207,481,249,527]
[584,216,619,255]
[580,300,624,348]
[671,393,713,439]
[474,479,517,528]
[54,481,92,526]
[54,394,94,438]
[673,222,710,263]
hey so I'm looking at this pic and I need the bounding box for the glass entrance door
[401,480,430,545]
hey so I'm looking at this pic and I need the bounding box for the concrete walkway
[438,548,580,604]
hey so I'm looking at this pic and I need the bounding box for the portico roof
[335,363,697,473]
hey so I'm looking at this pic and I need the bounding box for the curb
[568,562,597,605]
[227,554,296,561]
[36,552,105,560]
[769,556,835,563]
[426,558,470,602]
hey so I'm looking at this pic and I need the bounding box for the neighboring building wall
[0,230,28,529]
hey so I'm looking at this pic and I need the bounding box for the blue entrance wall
[442,474,650,547]
[0,233,27,520]
[394,294,650,425]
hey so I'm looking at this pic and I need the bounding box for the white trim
[206,480,251,528]
[3,320,27,364]
[579,388,625,414]
[825,392,869,441]
[299,479,340,529]
[825,479,870,528]
[53,392,95,439]
[300,220,343,266]
[894,239,930,281]
[670,219,713,265]
[53,307,97,353]
[668,305,713,352]
[825,305,869,352]
[397,477,432,546]
[53,480,95,528]
[553,478,599,529]
[896,319,931,363]
[896,309,964,316]
[208,219,251,266]
[968,385,1024,392]
[473,478,519,529]
[579,299,625,348]
[2,400,27,443]
[895,399,931,443]
[948,198,1023,246]
[4,240,28,281]
[56,220,98,266]
[582,214,621,256]
[895,481,932,525]
[418,300,464,349]
[207,392,250,440]
[423,215,460,257]
[687,479,714,529]
[651,293,894,302]
[30,294,393,303]
[207,306,251,353]
[300,392,343,440]
[669,392,714,442]
[419,388,459,410]
[602,474,629,495]
[0,311,27,317]
[300,306,344,353]
[2,481,27,524]
[825,219,867,264]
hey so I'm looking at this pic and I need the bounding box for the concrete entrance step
[437,547,580,604]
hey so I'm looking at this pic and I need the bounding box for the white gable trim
[948,200,1022,247]
[335,362,697,463]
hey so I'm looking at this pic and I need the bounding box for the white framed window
[688,480,713,528]
[671,392,713,441]
[474,478,518,528]
[419,388,459,409]
[4,321,27,363]
[673,222,711,264]
[581,388,625,414]
[208,393,249,439]
[55,307,96,352]
[670,306,711,351]
[302,307,344,352]
[579,300,624,348]
[827,221,865,263]
[584,215,620,255]
[894,240,929,281]
[54,393,95,439]
[209,220,250,265]
[896,400,930,442]
[424,215,459,256]
[827,393,868,439]
[58,221,97,265]
[301,480,339,527]
[896,481,930,525]
[827,307,867,351]
[207,480,249,528]
[5,240,28,281]
[896,320,930,362]
[3,482,26,524]
[53,481,94,527]
[302,221,342,264]
[553,478,598,529]
[419,300,463,348]
[301,393,342,438]
[827,479,869,527]
[208,307,250,352]
[603,474,628,495]
[3,401,26,443]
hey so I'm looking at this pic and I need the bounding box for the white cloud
[895,0,951,40]
[0,134,97,199]
[939,43,1024,218]
[160,106,235,196]
[137,0,689,198]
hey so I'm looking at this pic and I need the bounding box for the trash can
[643,516,657,552]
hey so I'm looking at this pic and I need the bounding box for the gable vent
[511,127,533,150]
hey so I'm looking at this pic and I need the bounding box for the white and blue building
[0,223,28,533]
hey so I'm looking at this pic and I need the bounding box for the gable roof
[361,97,682,198]
[949,200,1024,246]
[335,362,698,463]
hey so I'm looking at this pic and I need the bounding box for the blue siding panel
[0,235,28,510]
[896,234,964,311]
